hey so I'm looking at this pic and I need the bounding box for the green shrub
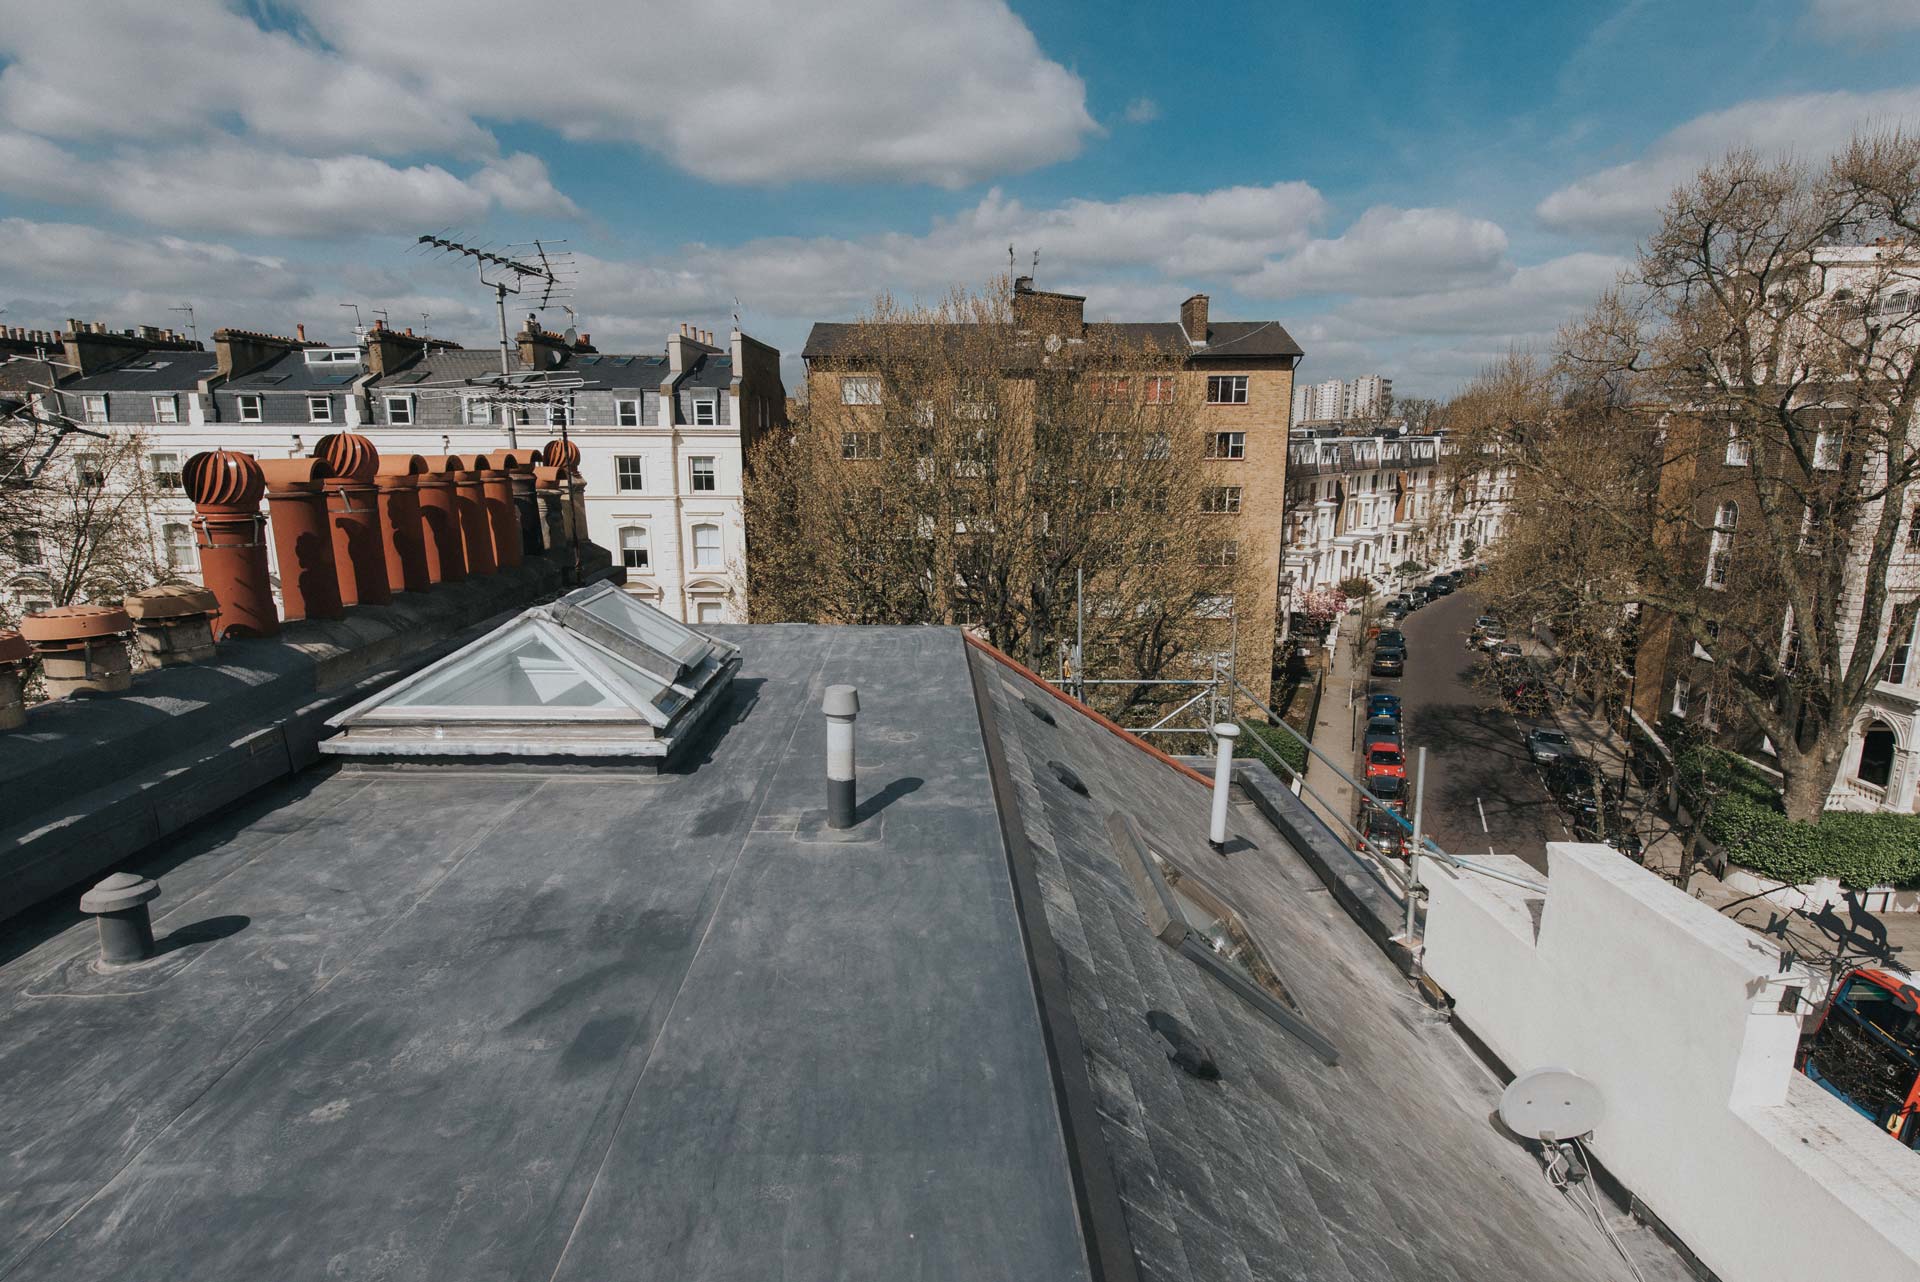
[1677,744,1920,887]
[1241,720,1309,781]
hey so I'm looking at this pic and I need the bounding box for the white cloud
[1123,97,1161,125]
[298,0,1096,188]
[1242,206,1509,299]
[1537,85,1920,234]
[0,2,491,158]
[0,219,293,294]
[0,134,576,237]
[1806,0,1920,39]
[1333,252,1628,337]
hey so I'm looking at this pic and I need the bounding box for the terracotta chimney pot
[182,450,279,638]
[414,455,469,584]
[20,605,136,698]
[372,454,431,592]
[258,457,344,621]
[311,434,389,606]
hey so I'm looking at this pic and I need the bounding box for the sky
[3,0,1920,398]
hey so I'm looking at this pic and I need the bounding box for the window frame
[841,430,883,460]
[1205,431,1246,460]
[689,455,717,493]
[1206,375,1249,405]
[149,452,183,491]
[307,395,334,424]
[1725,425,1749,466]
[690,521,723,570]
[613,456,645,493]
[618,524,651,572]
[151,394,180,424]
[384,395,414,426]
[693,397,718,427]
[1202,485,1243,514]
[841,376,882,406]
[616,398,641,428]
[236,393,263,423]
[161,521,198,571]
[82,394,108,424]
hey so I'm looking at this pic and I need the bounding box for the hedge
[1676,744,1920,888]
[1241,720,1310,781]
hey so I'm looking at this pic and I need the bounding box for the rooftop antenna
[372,308,390,329]
[1031,249,1040,285]
[419,311,431,339]
[731,296,741,331]
[168,302,196,342]
[414,234,574,421]
[1008,244,1016,273]
[339,302,362,334]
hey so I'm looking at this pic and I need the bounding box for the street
[1366,588,1567,872]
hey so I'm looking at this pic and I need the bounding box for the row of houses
[2,314,784,624]
[3,289,1512,703]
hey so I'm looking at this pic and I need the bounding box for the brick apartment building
[3,315,785,625]
[801,277,1301,704]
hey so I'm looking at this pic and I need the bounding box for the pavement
[1300,620,1360,840]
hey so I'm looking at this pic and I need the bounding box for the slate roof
[568,351,669,390]
[224,348,361,391]
[61,351,217,392]
[679,352,733,389]
[0,621,1687,1281]
[802,318,1302,363]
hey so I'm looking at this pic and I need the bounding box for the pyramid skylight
[321,586,738,767]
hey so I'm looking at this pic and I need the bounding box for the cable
[1555,1138,1651,1282]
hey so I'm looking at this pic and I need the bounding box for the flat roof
[0,625,1087,1281]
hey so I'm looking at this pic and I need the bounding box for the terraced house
[6,315,784,625]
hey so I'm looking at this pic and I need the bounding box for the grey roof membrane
[223,348,362,392]
[0,622,1686,1281]
[0,626,1086,1282]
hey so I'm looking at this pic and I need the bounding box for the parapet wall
[0,544,613,920]
[1422,842,1920,1282]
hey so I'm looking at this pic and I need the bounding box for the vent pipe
[823,684,859,829]
[80,872,160,965]
[1208,722,1239,851]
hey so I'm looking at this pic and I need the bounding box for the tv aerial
[413,232,575,378]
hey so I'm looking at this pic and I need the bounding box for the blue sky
[3,0,1920,396]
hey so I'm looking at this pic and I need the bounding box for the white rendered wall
[1422,843,1920,1282]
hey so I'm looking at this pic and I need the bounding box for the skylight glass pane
[571,586,714,667]
[389,632,619,709]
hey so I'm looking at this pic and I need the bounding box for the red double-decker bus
[1799,967,1920,1147]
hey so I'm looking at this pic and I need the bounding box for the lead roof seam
[0,777,554,1280]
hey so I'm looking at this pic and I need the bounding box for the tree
[0,422,170,624]
[1449,136,1920,820]
[747,281,1254,720]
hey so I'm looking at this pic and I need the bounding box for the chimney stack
[296,323,306,343]
[823,685,859,829]
[1181,294,1210,344]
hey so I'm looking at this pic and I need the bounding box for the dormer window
[304,348,360,366]
[152,394,179,424]
[308,396,333,424]
[384,395,413,426]
[693,397,717,426]
[82,394,107,423]
[237,394,262,423]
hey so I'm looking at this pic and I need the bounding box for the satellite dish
[1499,1067,1605,1142]
[562,327,578,345]
[1044,333,1063,353]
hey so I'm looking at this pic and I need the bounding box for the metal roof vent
[320,585,739,770]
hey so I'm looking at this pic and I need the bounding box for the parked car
[1363,715,1403,753]
[1371,646,1406,677]
[1475,627,1509,652]
[1408,588,1430,607]
[1358,808,1409,859]
[1365,772,1408,810]
[1492,641,1525,665]
[1474,613,1501,630]
[1526,728,1575,765]
[1384,602,1409,623]
[1504,680,1551,715]
[1366,745,1407,780]
[1367,692,1402,721]
[1428,578,1454,597]
[1376,628,1406,649]
[1545,758,1603,814]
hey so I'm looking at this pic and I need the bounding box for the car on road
[1358,808,1409,859]
[1544,758,1610,819]
[1376,628,1405,649]
[1365,745,1407,780]
[1367,692,1401,721]
[1371,645,1405,677]
[1492,642,1525,665]
[1365,773,1408,811]
[1474,614,1501,631]
[1407,588,1429,607]
[1384,601,1409,623]
[1526,728,1575,765]
[1362,715,1402,753]
[1428,577,1454,596]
